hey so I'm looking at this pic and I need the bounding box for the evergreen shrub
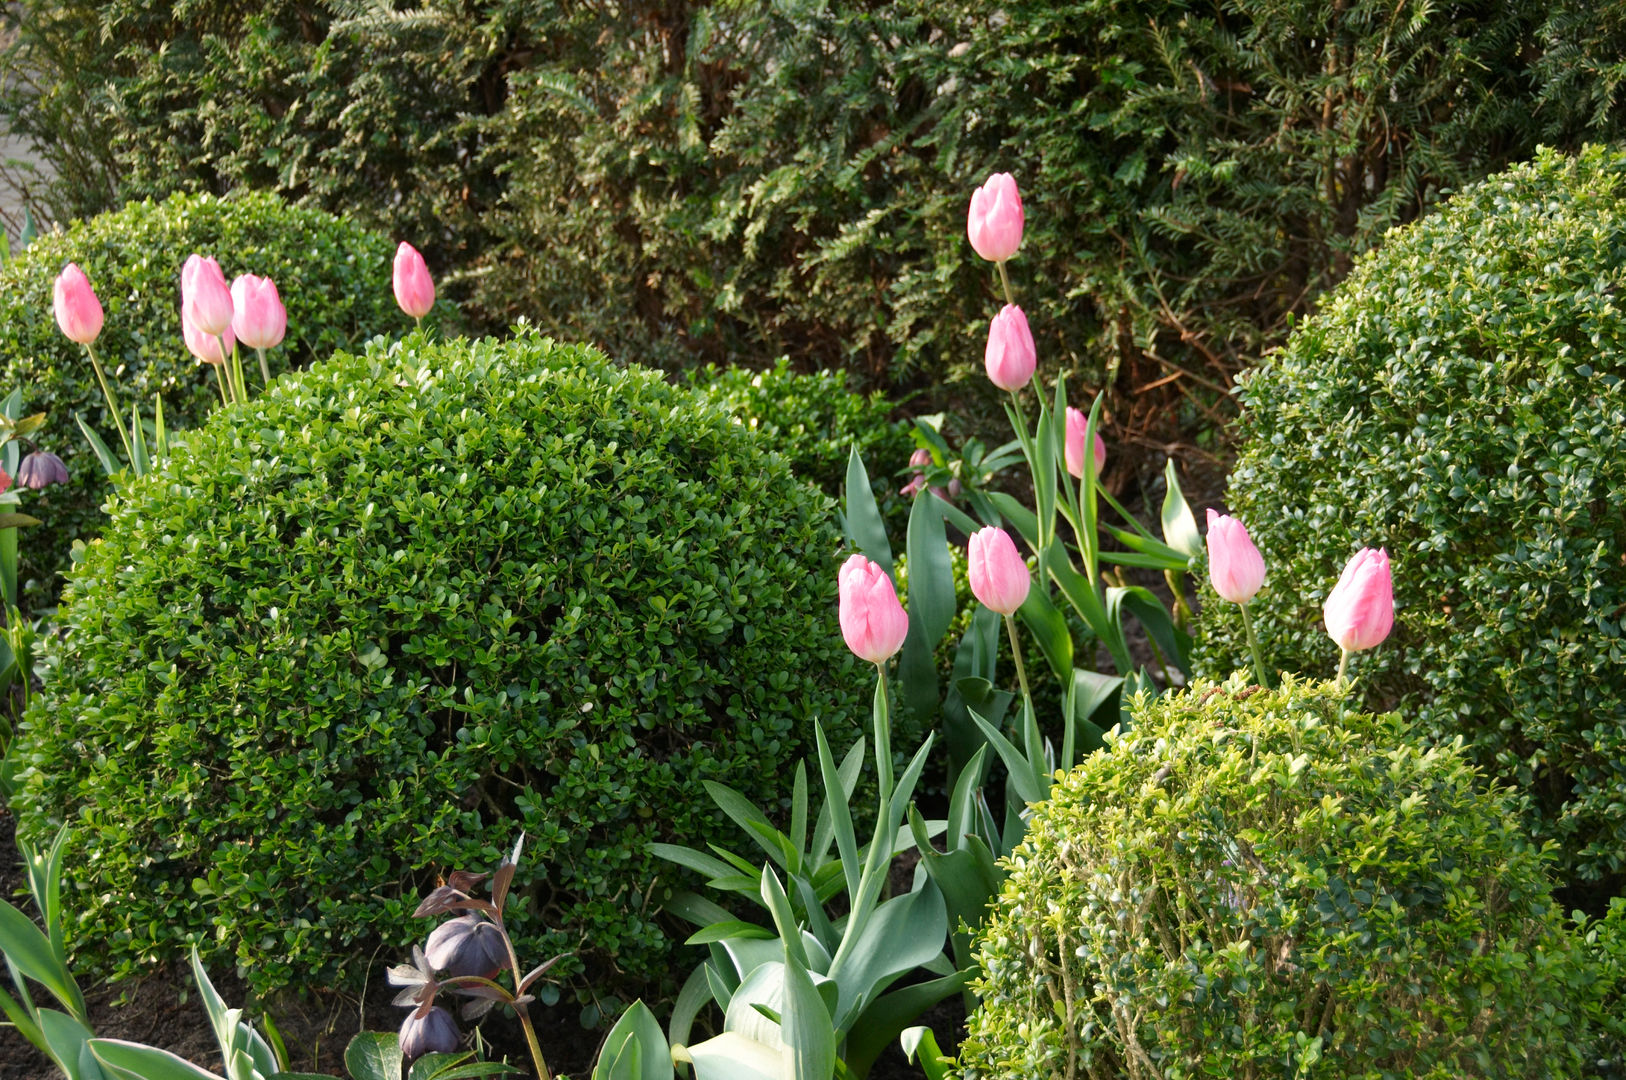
[0,190,403,600]
[959,678,1603,1079]
[1197,145,1626,894]
[11,330,864,1004]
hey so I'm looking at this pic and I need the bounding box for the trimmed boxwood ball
[11,330,865,1003]
[0,190,406,602]
[1194,145,1626,897]
[959,677,1603,1079]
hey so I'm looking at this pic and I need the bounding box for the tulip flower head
[968,526,1031,616]
[394,242,436,321]
[230,274,287,351]
[1206,509,1266,606]
[181,254,234,337]
[1324,547,1394,654]
[985,304,1036,392]
[967,172,1024,263]
[838,553,909,665]
[183,315,235,365]
[1064,406,1107,479]
[53,263,104,345]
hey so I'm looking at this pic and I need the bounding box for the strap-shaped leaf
[592,1000,669,1080]
[90,1039,223,1080]
[842,449,892,575]
[813,725,860,902]
[968,710,1046,806]
[1015,584,1072,683]
[0,898,78,1013]
[73,412,121,477]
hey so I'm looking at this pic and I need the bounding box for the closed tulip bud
[1064,406,1107,479]
[393,242,436,320]
[53,263,104,345]
[16,451,68,490]
[967,526,1030,616]
[1206,509,1266,605]
[985,304,1036,392]
[181,255,234,337]
[399,1006,459,1062]
[838,553,909,664]
[1324,547,1394,652]
[424,915,507,979]
[967,172,1024,262]
[182,314,235,365]
[230,274,287,351]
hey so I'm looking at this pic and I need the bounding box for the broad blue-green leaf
[678,1032,781,1080]
[667,964,711,1050]
[73,413,120,477]
[842,450,891,575]
[39,1008,98,1080]
[593,1000,670,1080]
[900,1026,954,1080]
[0,898,77,1012]
[778,940,836,1080]
[969,710,1045,806]
[90,1039,223,1080]
[842,968,974,1077]
[829,884,948,1032]
[190,949,277,1080]
[1161,459,1203,558]
[1015,585,1072,682]
[814,725,860,903]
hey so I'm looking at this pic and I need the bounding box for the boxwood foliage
[959,677,1605,1079]
[10,330,864,1003]
[0,190,405,602]
[1196,145,1626,897]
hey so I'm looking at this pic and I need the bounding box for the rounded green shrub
[0,190,408,602]
[1195,145,1626,895]
[960,677,1600,1079]
[11,329,864,1003]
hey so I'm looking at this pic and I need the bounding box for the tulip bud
[967,526,1030,616]
[1205,509,1266,605]
[230,273,287,351]
[183,314,235,365]
[424,914,507,979]
[16,451,68,490]
[399,1006,459,1062]
[394,242,436,320]
[181,255,234,337]
[1324,547,1394,652]
[1064,406,1107,479]
[838,553,909,664]
[967,172,1024,262]
[53,263,104,346]
[985,304,1036,392]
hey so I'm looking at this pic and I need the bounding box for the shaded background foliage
[4,0,1620,452]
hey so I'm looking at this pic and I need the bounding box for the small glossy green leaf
[343,1032,402,1080]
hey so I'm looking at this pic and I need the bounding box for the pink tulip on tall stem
[1206,509,1270,686]
[968,526,1034,706]
[231,273,287,388]
[1324,547,1394,686]
[54,263,134,464]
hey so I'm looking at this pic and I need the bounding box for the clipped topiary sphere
[960,677,1600,1079]
[1194,145,1626,895]
[0,190,409,602]
[12,330,864,1003]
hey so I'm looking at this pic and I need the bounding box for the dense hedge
[960,678,1605,1078]
[0,190,405,601]
[11,330,865,1004]
[4,1,1618,418]
[1196,146,1626,898]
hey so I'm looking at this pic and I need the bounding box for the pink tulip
[901,448,932,497]
[985,304,1036,392]
[838,554,909,664]
[183,314,235,365]
[230,274,287,351]
[393,242,436,320]
[181,254,234,337]
[1324,548,1394,652]
[53,263,104,345]
[967,526,1030,616]
[1064,406,1107,479]
[1206,509,1266,605]
[967,173,1024,263]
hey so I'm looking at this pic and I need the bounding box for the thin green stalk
[996,260,1015,307]
[1003,613,1032,708]
[872,663,893,809]
[494,917,551,1080]
[213,363,232,408]
[1240,602,1270,688]
[1335,648,1351,688]
[83,342,133,465]
[256,346,271,388]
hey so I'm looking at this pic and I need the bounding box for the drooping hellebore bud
[900,448,933,497]
[1205,509,1266,605]
[967,172,1024,263]
[1324,547,1394,652]
[181,255,234,337]
[967,526,1031,616]
[230,273,287,351]
[16,451,68,490]
[399,1006,459,1063]
[1064,406,1107,479]
[182,315,235,365]
[53,263,104,346]
[984,304,1036,392]
[838,553,909,665]
[424,914,507,979]
[393,242,436,320]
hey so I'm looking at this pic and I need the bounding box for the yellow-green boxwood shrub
[1194,145,1626,896]
[11,330,865,1004]
[0,190,408,602]
[959,678,1604,1079]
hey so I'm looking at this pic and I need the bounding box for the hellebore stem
[996,259,1015,308]
[495,918,552,1080]
[1240,602,1270,688]
[1004,613,1032,708]
[84,342,134,466]
[256,346,271,388]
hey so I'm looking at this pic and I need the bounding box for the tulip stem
[1335,647,1351,688]
[1239,602,1270,688]
[1003,613,1032,708]
[996,260,1015,308]
[256,347,271,388]
[872,664,894,809]
[83,342,134,466]
[213,363,232,409]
